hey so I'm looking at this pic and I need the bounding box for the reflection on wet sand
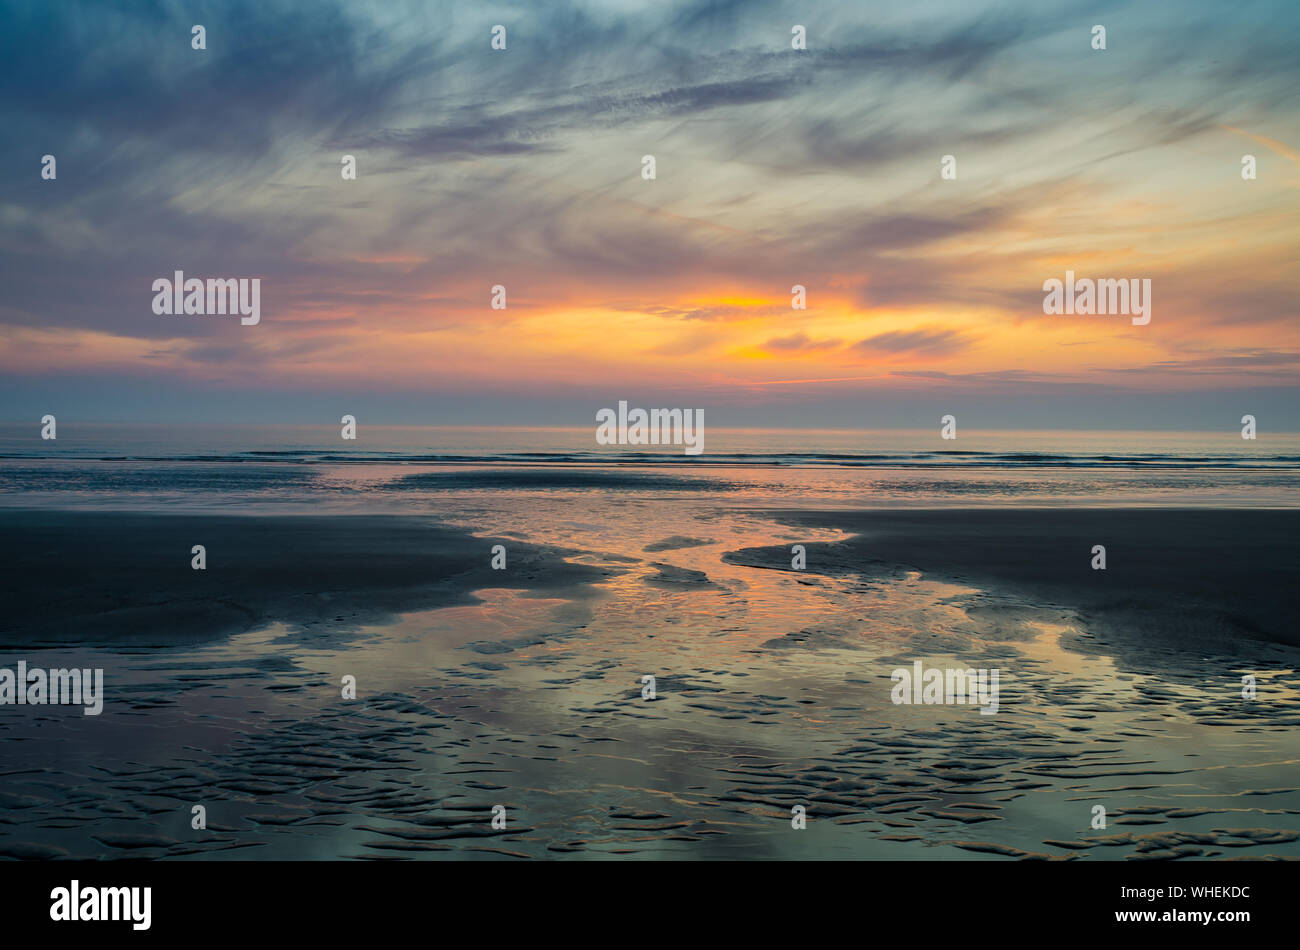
[1,496,1296,861]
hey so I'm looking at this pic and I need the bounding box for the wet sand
[1,504,1297,861]
[0,510,612,647]
[726,507,1300,654]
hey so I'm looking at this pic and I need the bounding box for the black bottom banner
[0,859,1281,938]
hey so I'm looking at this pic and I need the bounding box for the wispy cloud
[1,0,1297,425]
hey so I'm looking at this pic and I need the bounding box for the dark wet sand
[6,507,1293,654]
[0,510,612,647]
[726,508,1300,654]
[1,504,1297,861]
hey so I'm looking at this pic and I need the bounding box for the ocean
[3,424,1297,510]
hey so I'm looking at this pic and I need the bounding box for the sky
[1,0,1298,429]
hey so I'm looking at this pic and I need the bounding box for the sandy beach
[0,510,611,647]
[727,507,1300,653]
[1,495,1296,861]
